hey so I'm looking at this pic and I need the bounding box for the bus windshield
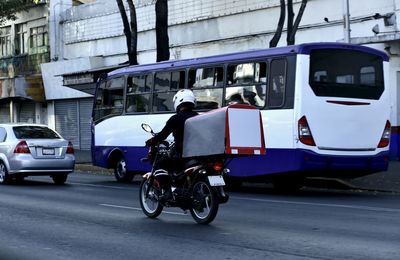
[309,49,384,100]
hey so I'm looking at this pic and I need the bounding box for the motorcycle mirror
[141,123,154,134]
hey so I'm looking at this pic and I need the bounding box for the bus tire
[114,157,134,183]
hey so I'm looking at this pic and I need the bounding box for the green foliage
[0,0,43,25]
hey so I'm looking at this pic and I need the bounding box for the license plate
[208,175,225,186]
[42,148,55,155]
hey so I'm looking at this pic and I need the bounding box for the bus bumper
[297,149,389,177]
[227,149,389,179]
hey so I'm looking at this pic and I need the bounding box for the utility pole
[343,0,351,43]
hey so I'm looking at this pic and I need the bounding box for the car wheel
[114,157,134,183]
[0,161,10,185]
[52,174,68,185]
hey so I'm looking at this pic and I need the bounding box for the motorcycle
[139,123,229,224]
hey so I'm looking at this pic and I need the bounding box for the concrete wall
[44,0,400,129]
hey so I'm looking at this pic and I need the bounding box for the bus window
[153,71,185,112]
[171,71,185,90]
[126,74,152,113]
[309,49,384,99]
[93,77,124,121]
[225,62,267,108]
[360,66,375,86]
[189,67,223,110]
[268,59,286,108]
[155,72,170,92]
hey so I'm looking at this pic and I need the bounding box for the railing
[0,51,50,77]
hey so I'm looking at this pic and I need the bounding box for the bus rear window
[309,49,384,100]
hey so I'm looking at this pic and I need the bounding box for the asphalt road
[1,172,399,260]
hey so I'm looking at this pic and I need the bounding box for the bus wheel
[114,157,134,183]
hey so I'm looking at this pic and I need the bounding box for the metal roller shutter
[18,101,35,123]
[0,104,10,123]
[55,100,80,148]
[79,98,93,150]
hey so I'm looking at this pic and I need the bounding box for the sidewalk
[75,164,113,175]
[74,162,400,193]
[349,161,400,193]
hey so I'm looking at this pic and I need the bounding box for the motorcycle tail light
[210,162,224,172]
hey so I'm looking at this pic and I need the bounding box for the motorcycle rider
[144,89,198,201]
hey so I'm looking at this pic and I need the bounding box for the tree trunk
[287,0,308,45]
[286,0,294,45]
[155,0,170,62]
[126,0,138,65]
[116,0,137,65]
[269,0,286,48]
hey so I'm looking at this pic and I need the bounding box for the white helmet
[173,89,196,111]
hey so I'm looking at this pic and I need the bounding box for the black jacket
[151,110,198,153]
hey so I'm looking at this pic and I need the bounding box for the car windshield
[13,126,60,139]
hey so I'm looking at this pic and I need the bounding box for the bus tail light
[378,120,391,148]
[298,116,316,146]
[14,140,30,154]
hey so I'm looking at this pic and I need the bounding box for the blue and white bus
[92,42,391,186]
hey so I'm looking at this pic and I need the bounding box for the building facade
[41,0,400,158]
[0,3,49,125]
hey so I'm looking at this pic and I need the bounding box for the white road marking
[231,196,400,213]
[100,203,186,216]
[69,182,133,190]
[69,181,400,214]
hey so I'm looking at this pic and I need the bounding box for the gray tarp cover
[182,105,263,158]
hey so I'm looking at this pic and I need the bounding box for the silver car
[0,124,75,184]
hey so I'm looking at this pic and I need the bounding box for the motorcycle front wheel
[190,180,219,224]
[139,179,163,218]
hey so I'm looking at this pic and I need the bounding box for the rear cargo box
[182,104,265,158]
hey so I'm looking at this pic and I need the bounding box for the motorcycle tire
[139,179,163,218]
[190,180,219,224]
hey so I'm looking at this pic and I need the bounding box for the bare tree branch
[288,0,308,45]
[155,0,170,62]
[286,0,294,45]
[269,0,286,48]
[126,0,138,65]
[116,0,137,65]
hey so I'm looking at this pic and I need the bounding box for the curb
[75,164,113,175]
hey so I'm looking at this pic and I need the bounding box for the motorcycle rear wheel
[139,179,163,218]
[190,180,219,224]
